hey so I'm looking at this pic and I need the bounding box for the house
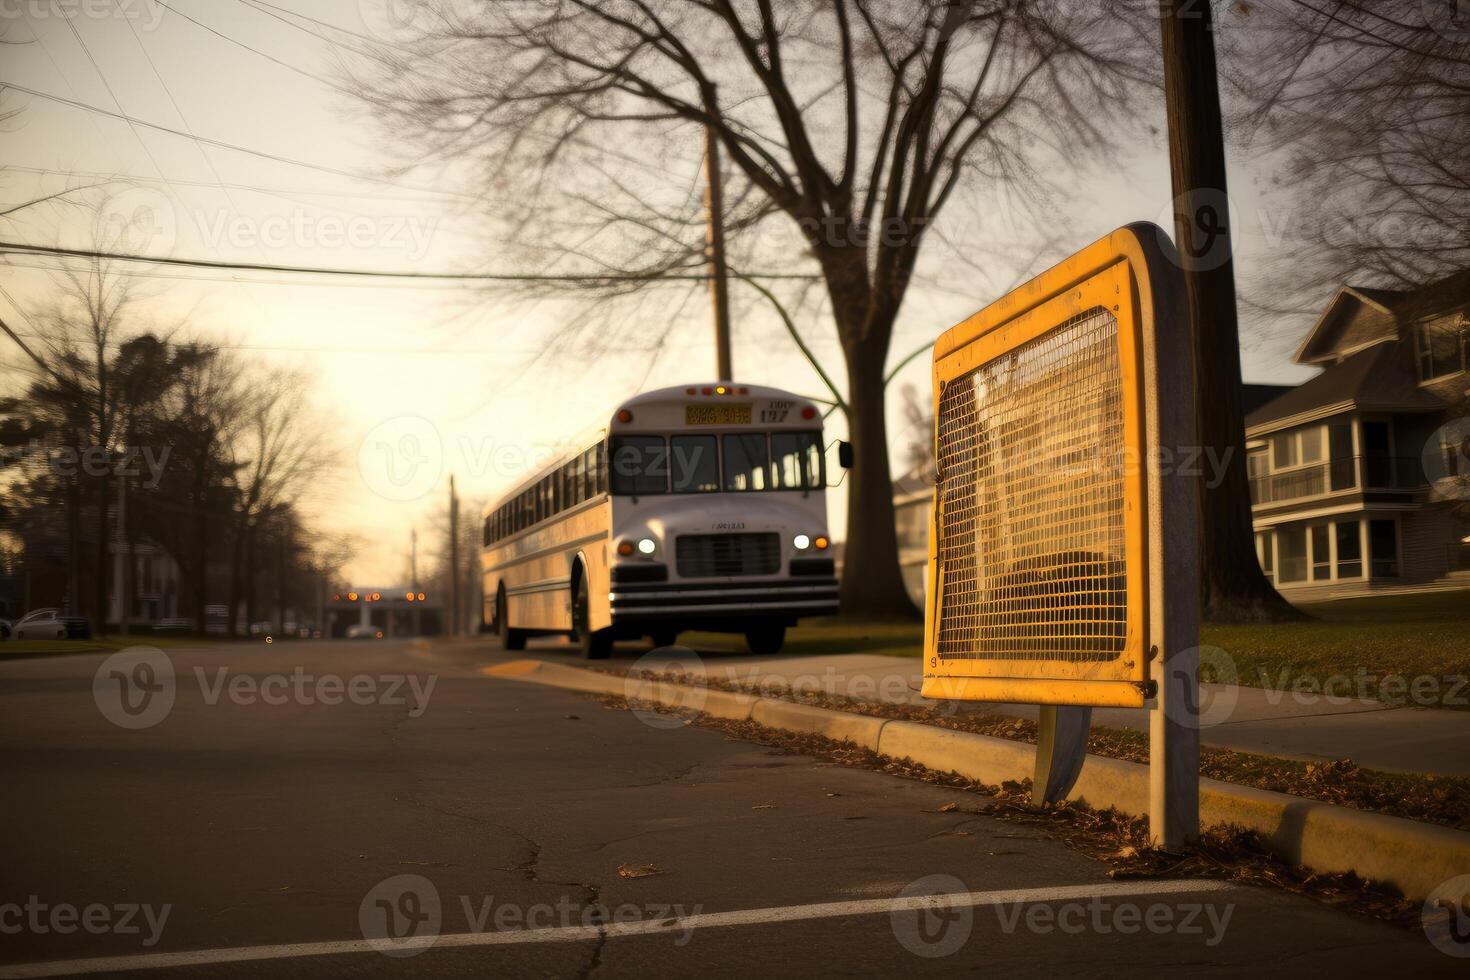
[893,467,934,608]
[1246,270,1470,597]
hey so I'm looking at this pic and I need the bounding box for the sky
[0,0,1328,584]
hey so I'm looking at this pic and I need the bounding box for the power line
[4,166,459,206]
[232,0,386,54]
[150,0,359,96]
[0,240,819,283]
[0,80,478,201]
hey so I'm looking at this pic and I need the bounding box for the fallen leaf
[937,802,959,813]
[564,714,580,720]
[751,803,776,810]
[617,863,663,879]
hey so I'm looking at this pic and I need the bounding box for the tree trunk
[94,468,109,631]
[838,340,918,620]
[65,472,81,617]
[191,454,210,633]
[1160,0,1299,623]
[227,510,247,638]
[244,520,257,629]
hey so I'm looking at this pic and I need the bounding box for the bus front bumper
[608,577,840,625]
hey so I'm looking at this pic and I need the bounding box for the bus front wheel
[497,589,527,651]
[574,574,612,660]
[744,623,785,655]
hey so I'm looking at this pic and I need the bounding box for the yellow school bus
[481,382,839,658]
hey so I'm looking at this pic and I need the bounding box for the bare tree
[1224,1,1470,296]
[225,369,329,635]
[359,0,1151,618]
[31,252,139,626]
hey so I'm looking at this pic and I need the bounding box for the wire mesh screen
[936,306,1127,662]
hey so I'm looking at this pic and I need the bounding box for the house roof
[1295,269,1470,365]
[1240,383,1297,417]
[1246,342,1450,432]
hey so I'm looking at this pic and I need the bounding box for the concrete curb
[482,659,1470,902]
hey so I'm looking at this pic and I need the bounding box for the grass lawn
[686,589,1470,709]
[1203,591,1470,709]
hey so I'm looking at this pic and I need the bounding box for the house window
[1335,521,1363,578]
[1310,525,1331,581]
[1255,532,1274,580]
[1300,427,1324,465]
[1328,422,1355,490]
[1271,432,1298,469]
[1415,315,1468,382]
[1277,526,1308,582]
[1369,519,1399,577]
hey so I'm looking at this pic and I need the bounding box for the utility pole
[410,528,418,591]
[703,110,733,381]
[1160,0,1285,622]
[448,477,459,637]
[1155,0,1227,849]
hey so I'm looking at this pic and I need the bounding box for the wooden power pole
[703,117,733,381]
[1160,0,1289,623]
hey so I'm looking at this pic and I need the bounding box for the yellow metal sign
[923,224,1190,709]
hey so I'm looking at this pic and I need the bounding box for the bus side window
[569,456,584,506]
[772,432,822,489]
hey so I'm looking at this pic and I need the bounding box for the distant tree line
[0,255,349,635]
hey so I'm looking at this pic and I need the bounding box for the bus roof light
[801,406,816,419]
[616,409,634,423]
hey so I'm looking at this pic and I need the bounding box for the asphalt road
[0,636,1460,977]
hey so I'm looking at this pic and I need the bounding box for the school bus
[481,383,840,657]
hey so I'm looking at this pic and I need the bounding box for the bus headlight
[793,534,811,551]
[637,537,657,555]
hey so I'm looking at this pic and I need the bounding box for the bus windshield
[610,431,822,494]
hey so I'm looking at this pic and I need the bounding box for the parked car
[345,623,379,640]
[0,619,11,640]
[248,621,273,636]
[12,608,92,640]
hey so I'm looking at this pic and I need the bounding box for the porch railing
[1250,455,1425,505]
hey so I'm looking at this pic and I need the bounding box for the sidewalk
[624,649,1470,778]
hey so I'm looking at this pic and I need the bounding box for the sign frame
[920,222,1200,844]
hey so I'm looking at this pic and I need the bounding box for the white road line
[0,880,1237,978]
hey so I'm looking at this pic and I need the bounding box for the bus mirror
[837,441,854,470]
